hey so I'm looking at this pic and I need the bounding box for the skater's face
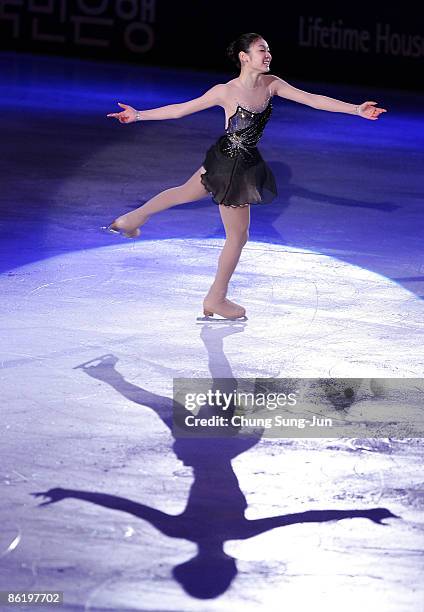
[240,38,272,73]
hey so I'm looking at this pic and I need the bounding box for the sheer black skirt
[200,136,277,208]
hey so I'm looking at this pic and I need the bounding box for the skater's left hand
[357,101,387,120]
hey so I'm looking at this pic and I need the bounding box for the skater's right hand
[32,488,70,506]
[107,102,137,124]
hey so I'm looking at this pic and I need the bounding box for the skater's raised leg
[108,166,209,237]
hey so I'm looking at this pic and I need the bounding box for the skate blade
[100,226,136,239]
[196,314,248,322]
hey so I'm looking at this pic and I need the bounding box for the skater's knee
[227,229,249,247]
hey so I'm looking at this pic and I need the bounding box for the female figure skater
[106,33,386,319]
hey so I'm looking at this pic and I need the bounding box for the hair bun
[225,33,263,71]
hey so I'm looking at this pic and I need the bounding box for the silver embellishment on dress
[226,132,250,152]
[234,97,271,115]
[220,99,273,163]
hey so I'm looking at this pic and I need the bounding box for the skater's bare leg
[112,166,209,235]
[204,204,250,318]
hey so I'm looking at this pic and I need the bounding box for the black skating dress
[200,96,277,207]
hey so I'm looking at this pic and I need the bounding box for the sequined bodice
[226,98,271,133]
[220,99,272,163]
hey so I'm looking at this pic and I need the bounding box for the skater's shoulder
[223,78,241,91]
[261,73,283,92]
[204,81,238,105]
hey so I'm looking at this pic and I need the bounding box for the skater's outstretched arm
[107,84,225,123]
[32,488,177,533]
[239,507,399,539]
[268,74,387,120]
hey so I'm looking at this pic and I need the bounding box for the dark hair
[226,32,263,70]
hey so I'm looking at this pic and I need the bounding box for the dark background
[1,1,422,91]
